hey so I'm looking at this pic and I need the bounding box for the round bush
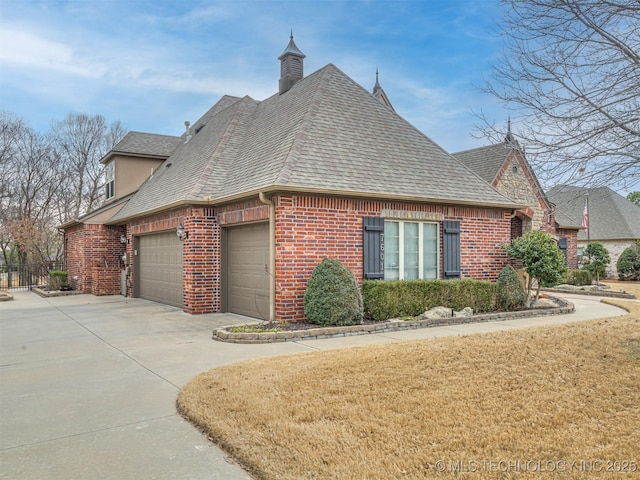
[617,242,640,281]
[496,265,527,311]
[304,258,363,326]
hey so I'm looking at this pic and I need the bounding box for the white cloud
[0,25,107,78]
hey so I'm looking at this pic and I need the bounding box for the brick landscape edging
[543,288,635,299]
[212,297,575,344]
[32,288,85,298]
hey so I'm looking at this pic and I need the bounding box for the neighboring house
[452,131,581,268]
[547,185,640,278]
[61,35,525,322]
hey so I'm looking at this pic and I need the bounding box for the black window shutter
[443,220,461,279]
[559,237,568,265]
[363,217,384,279]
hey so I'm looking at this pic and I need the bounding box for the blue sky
[1,0,508,155]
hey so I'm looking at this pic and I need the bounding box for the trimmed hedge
[566,269,592,286]
[362,279,497,321]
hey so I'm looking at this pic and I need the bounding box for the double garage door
[136,223,268,318]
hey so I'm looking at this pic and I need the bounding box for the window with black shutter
[558,237,568,265]
[442,220,460,279]
[363,217,384,279]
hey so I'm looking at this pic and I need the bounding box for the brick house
[548,185,640,277]
[452,128,581,269]
[61,36,532,322]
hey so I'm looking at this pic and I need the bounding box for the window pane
[404,222,419,280]
[384,221,399,280]
[423,223,438,279]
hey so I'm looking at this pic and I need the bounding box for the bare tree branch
[478,0,640,191]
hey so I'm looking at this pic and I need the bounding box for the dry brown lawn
[179,284,640,479]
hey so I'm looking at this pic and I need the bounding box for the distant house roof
[100,132,182,164]
[547,185,640,241]
[111,64,520,223]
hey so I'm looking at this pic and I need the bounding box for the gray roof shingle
[452,143,513,184]
[547,185,640,241]
[102,132,182,162]
[112,65,520,222]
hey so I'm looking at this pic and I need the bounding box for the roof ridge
[188,96,258,198]
[274,65,336,185]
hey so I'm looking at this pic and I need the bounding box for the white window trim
[384,220,440,280]
[105,162,115,200]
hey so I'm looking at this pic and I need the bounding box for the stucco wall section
[578,239,637,278]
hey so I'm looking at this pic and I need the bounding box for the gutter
[258,192,276,322]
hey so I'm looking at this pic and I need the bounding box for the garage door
[226,223,269,319]
[137,232,183,308]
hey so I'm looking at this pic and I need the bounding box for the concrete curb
[212,296,575,344]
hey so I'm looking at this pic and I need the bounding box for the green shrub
[617,242,640,281]
[583,242,610,282]
[496,265,527,311]
[566,269,592,286]
[362,279,496,321]
[304,258,363,326]
[49,270,68,291]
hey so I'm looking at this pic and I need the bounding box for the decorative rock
[419,306,473,319]
[419,306,455,320]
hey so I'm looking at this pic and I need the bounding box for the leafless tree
[51,113,126,222]
[0,112,62,266]
[479,0,639,191]
[1,112,126,267]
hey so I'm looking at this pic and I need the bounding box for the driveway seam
[44,297,181,390]
[0,413,179,451]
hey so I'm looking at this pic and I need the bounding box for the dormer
[100,132,181,204]
[278,32,306,95]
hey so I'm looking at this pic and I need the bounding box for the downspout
[258,192,276,322]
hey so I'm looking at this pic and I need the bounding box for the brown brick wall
[272,195,511,322]
[65,195,514,319]
[558,228,578,270]
[183,208,219,314]
[64,223,126,295]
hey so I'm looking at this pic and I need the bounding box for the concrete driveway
[0,291,627,479]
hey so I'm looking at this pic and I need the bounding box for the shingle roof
[101,132,182,163]
[452,143,513,184]
[547,185,640,241]
[112,64,520,222]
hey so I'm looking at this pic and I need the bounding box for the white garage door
[226,223,269,319]
[137,232,183,308]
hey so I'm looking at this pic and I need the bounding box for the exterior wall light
[120,234,127,244]
[177,225,188,240]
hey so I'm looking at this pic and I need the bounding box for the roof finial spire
[290,28,293,40]
[373,67,381,93]
[505,116,515,143]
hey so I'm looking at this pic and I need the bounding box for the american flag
[582,197,589,233]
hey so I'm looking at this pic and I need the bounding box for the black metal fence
[0,262,64,291]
